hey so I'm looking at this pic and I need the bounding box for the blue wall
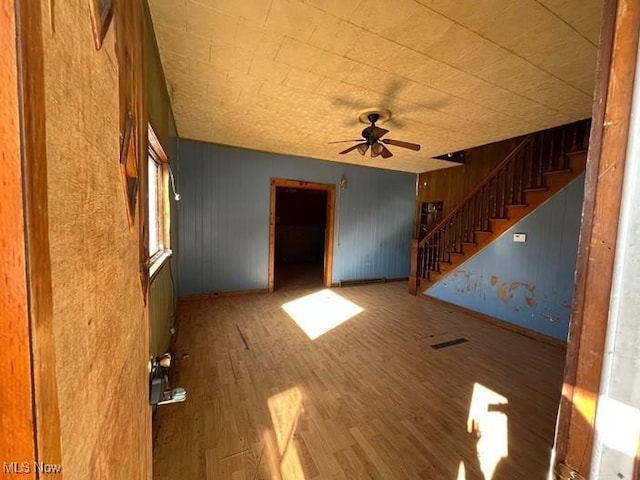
[176,140,416,296]
[426,173,585,341]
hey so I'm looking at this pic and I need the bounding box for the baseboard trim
[331,277,409,288]
[424,294,567,349]
[179,288,269,302]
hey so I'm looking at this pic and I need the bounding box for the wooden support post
[408,239,419,295]
[553,0,640,477]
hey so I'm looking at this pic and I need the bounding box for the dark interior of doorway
[274,187,327,291]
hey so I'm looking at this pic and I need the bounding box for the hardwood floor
[153,282,565,480]
[275,262,324,292]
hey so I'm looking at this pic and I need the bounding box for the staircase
[409,119,591,295]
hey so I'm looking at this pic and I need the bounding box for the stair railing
[410,119,590,291]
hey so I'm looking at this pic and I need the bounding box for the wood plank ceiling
[149,0,602,173]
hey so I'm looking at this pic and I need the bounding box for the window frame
[147,124,171,278]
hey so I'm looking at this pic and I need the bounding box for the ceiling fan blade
[339,143,365,154]
[372,127,389,140]
[380,144,393,159]
[382,138,421,151]
[328,139,362,144]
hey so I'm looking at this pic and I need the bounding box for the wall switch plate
[513,233,527,243]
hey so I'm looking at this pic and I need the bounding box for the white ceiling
[149,0,602,173]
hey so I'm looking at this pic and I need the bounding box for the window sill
[148,249,172,280]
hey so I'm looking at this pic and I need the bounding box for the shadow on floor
[274,262,324,292]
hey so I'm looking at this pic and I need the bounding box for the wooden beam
[553,0,640,476]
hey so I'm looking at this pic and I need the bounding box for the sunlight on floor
[281,289,364,340]
[466,382,509,480]
[263,387,306,480]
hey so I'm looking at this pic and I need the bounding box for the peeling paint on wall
[425,173,585,341]
[496,281,537,306]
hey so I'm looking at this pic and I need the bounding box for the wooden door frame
[268,179,335,293]
[1,0,62,474]
[553,0,640,477]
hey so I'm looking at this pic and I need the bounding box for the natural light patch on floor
[263,387,306,480]
[467,382,509,480]
[281,289,364,340]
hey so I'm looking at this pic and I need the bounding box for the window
[148,155,163,256]
[147,125,171,276]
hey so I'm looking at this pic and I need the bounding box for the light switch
[513,233,527,243]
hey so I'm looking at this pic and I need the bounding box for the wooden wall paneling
[0,1,37,473]
[417,166,465,218]
[39,0,152,477]
[417,137,522,222]
[553,0,640,476]
[177,142,415,296]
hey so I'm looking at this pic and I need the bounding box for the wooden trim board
[0,0,38,470]
[268,178,336,293]
[0,0,63,472]
[424,294,567,350]
[553,0,640,476]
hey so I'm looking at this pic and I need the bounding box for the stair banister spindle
[558,127,567,169]
[548,129,556,171]
[516,149,522,204]
[507,159,515,206]
[414,119,589,291]
[500,166,507,217]
[485,182,491,231]
[419,136,531,239]
[569,122,578,152]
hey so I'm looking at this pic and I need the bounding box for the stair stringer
[419,151,587,294]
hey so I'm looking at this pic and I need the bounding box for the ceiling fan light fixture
[371,142,383,157]
[357,143,368,155]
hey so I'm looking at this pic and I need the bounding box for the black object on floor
[431,337,469,349]
[235,324,250,350]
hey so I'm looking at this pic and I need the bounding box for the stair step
[475,230,492,235]
[544,168,572,176]
[463,241,478,246]
[567,150,588,157]
[450,252,465,257]
[523,187,548,192]
[505,203,528,208]
[490,217,509,221]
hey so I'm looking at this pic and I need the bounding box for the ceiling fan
[330,109,421,159]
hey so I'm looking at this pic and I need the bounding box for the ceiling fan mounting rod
[368,113,380,125]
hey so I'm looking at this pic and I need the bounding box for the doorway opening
[269,179,335,292]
